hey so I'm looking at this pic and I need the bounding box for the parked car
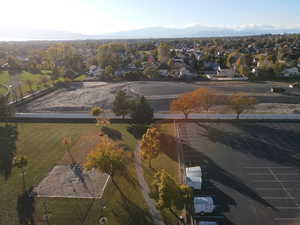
[270,87,285,93]
[186,166,202,190]
[194,196,216,214]
[289,82,300,88]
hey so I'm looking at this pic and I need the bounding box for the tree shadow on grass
[111,180,153,225]
[0,124,18,180]
[17,187,35,225]
[127,124,148,140]
[101,126,122,141]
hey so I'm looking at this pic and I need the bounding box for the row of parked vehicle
[185,166,221,225]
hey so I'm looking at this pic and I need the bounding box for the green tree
[140,127,161,168]
[130,96,153,124]
[228,93,257,119]
[0,94,14,122]
[112,90,131,119]
[150,169,192,223]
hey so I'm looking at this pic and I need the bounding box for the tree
[143,66,160,80]
[46,43,85,79]
[228,93,256,119]
[103,65,114,81]
[130,96,153,124]
[14,156,28,193]
[150,169,192,223]
[96,43,126,69]
[85,135,126,184]
[25,80,34,93]
[0,94,14,122]
[226,51,240,68]
[170,92,196,119]
[193,88,217,112]
[158,43,170,63]
[112,90,131,119]
[140,127,161,168]
[91,106,103,117]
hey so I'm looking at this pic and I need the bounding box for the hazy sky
[1,0,300,34]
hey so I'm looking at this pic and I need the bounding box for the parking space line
[253,180,300,183]
[276,207,300,209]
[248,173,271,175]
[274,218,300,221]
[268,168,300,208]
[255,188,300,191]
[249,173,300,176]
[244,167,293,169]
[262,197,300,199]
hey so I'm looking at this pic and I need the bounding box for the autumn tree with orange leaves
[170,92,196,119]
[193,88,217,112]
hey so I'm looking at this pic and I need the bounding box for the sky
[1,0,300,35]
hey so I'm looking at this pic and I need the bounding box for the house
[203,62,219,71]
[158,69,169,77]
[217,69,236,77]
[282,67,300,77]
[88,65,104,77]
[207,68,248,81]
[179,66,197,79]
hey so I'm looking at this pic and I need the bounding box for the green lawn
[0,71,52,98]
[142,122,181,225]
[0,123,152,225]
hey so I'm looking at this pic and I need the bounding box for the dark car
[289,82,300,88]
[270,87,285,93]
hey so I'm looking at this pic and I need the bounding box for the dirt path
[134,143,165,225]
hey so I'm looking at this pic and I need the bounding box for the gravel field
[18,81,300,113]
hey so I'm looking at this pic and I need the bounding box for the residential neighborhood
[1,1,300,225]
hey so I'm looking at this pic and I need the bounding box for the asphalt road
[178,122,300,225]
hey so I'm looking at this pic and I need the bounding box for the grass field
[142,122,181,225]
[0,71,52,98]
[0,123,152,225]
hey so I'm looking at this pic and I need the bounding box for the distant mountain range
[1,25,300,41]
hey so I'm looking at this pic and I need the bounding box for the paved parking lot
[178,122,300,225]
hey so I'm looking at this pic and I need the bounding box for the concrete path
[15,112,300,120]
[134,144,165,225]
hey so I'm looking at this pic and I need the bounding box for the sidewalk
[15,112,300,120]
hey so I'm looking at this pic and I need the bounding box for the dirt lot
[178,122,300,225]
[18,81,300,113]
